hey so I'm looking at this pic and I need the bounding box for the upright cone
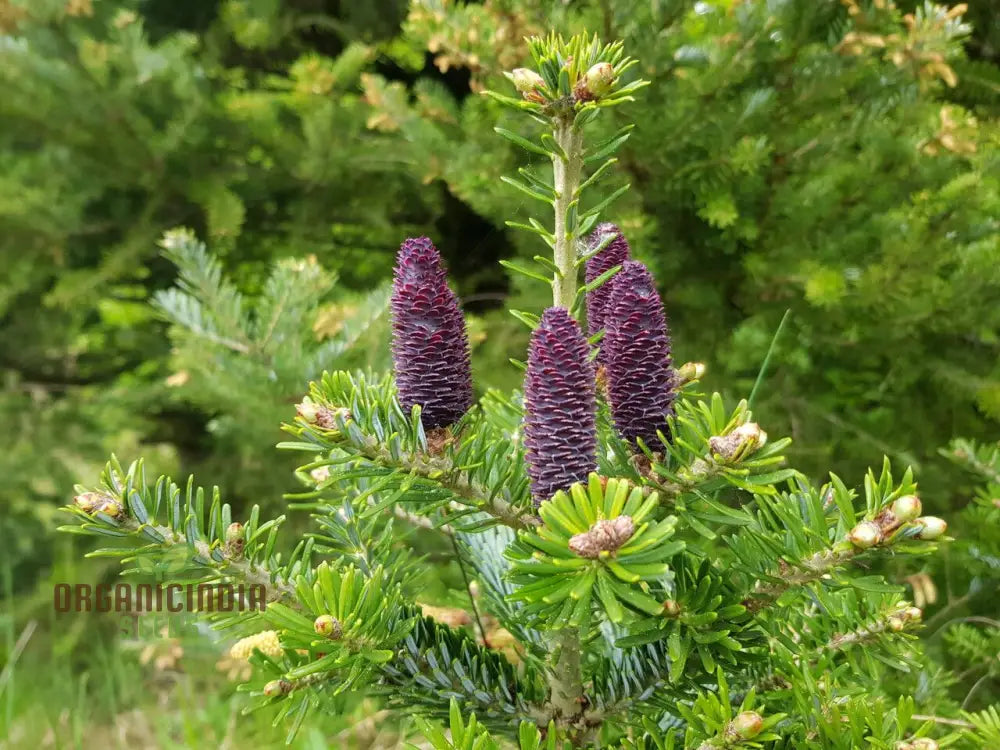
[585,223,630,360]
[524,307,597,505]
[603,260,676,448]
[391,237,473,429]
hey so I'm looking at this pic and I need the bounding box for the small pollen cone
[603,260,676,449]
[230,630,283,661]
[391,237,473,429]
[524,308,597,505]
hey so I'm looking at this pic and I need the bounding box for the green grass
[0,551,415,750]
[0,530,475,749]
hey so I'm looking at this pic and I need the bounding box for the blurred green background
[1,0,998,747]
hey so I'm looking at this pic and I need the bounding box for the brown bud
[313,615,343,640]
[709,422,767,462]
[568,516,635,559]
[662,599,682,618]
[74,491,124,520]
[225,522,245,558]
[74,492,102,513]
[296,399,345,429]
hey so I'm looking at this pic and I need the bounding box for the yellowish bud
[582,62,616,98]
[676,361,707,385]
[733,711,763,739]
[263,679,291,697]
[230,630,283,661]
[510,68,545,93]
[891,495,922,522]
[74,491,124,520]
[313,615,343,639]
[848,521,882,549]
[915,516,947,540]
[295,399,345,429]
[295,398,320,423]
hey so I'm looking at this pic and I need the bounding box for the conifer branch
[745,544,857,610]
[825,603,923,652]
[751,598,926,702]
[291,374,539,532]
[64,462,304,607]
[745,522,943,612]
[365,442,540,531]
[394,505,455,535]
[119,515,299,604]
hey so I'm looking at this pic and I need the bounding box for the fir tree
[57,34,999,749]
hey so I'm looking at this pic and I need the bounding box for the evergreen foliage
[57,33,999,749]
[4,0,999,593]
[0,0,424,587]
[153,228,392,496]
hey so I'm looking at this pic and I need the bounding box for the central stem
[548,628,584,721]
[552,118,585,310]
[546,117,587,738]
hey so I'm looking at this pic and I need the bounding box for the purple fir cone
[603,260,676,449]
[523,307,597,505]
[585,223,630,355]
[391,237,473,429]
